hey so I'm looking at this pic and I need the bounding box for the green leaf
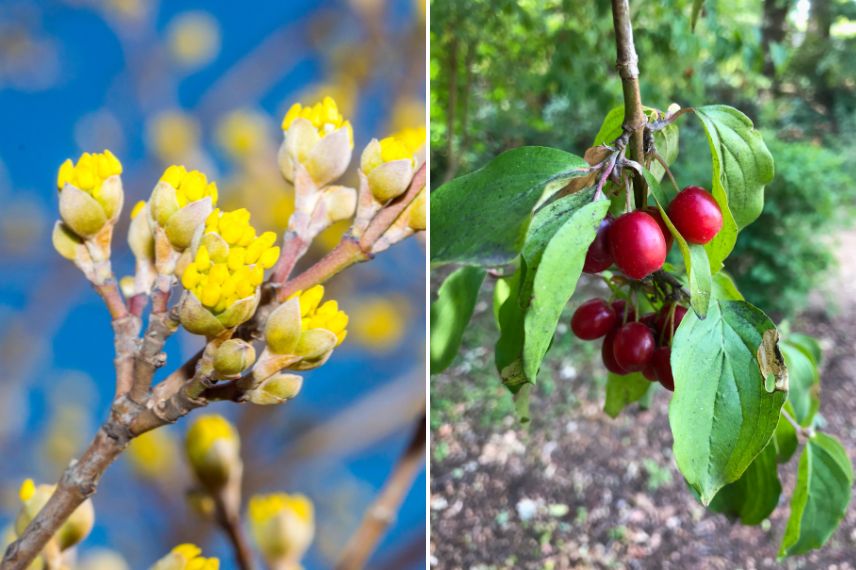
[711,270,744,301]
[781,340,820,427]
[691,0,704,30]
[709,442,781,525]
[644,168,711,317]
[494,268,528,393]
[779,433,853,558]
[604,372,653,418]
[787,333,822,367]
[693,105,774,230]
[774,401,799,464]
[431,146,590,266]
[523,199,610,380]
[669,300,787,504]
[430,267,487,374]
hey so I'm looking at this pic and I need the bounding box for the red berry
[602,328,629,375]
[583,216,614,273]
[667,186,723,245]
[643,207,674,250]
[652,347,674,391]
[571,299,617,340]
[608,211,668,279]
[611,299,628,322]
[612,322,656,372]
[642,361,658,381]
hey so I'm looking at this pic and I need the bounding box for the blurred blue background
[0,0,426,568]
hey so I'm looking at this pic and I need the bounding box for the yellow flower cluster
[248,493,313,526]
[158,544,219,570]
[282,96,352,139]
[181,209,280,313]
[56,150,122,193]
[160,165,219,208]
[289,285,349,345]
[380,126,426,164]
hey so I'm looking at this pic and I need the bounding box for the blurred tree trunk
[761,0,789,88]
[459,41,475,169]
[443,35,459,182]
[806,0,835,115]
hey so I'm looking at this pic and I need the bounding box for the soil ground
[430,232,856,569]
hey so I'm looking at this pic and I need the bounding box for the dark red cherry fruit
[667,186,723,245]
[602,329,629,375]
[583,215,614,273]
[642,361,658,381]
[571,299,617,340]
[608,211,668,279]
[612,322,656,372]
[652,347,674,391]
[643,207,674,250]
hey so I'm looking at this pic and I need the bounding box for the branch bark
[213,491,256,570]
[611,0,647,208]
[334,409,426,570]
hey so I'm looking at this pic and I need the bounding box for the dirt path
[430,232,856,569]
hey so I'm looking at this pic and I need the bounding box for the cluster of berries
[571,299,687,391]
[583,186,723,279]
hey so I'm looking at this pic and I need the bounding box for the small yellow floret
[281,96,352,141]
[248,493,314,525]
[288,285,348,345]
[130,200,147,219]
[56,150,123,193]
[159,165,219,208]
[185,415,238,463]
[19,479,35,502]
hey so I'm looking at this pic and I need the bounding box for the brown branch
[611,0,647,208]
[213,491,256,570]
[335,409,426,570]
[93,280,128,321]
[1,398,142,569]
[131,287,176,403]
[277,164,426,302]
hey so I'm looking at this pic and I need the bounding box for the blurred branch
[213,489,256,570]
[335,408,426,570]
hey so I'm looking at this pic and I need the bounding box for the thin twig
[781,408,814,439]
[213,491,256,570]
[335,409,426,570]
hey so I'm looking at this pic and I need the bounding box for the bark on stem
[335,410,426,570]
[1,400,141,570]
[611,0,647,208]
[277,164,426,301]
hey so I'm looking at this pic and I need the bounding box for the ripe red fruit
[642,361,658,381]
[583,216,614,273]
[602,328,629,375]
[612,322,656,372]
[640,312,659,333]
[608,211,668,279]
[611,299,629,322]
[571,299,617,340]
[667,186,723,245]
[652,347,674,391]
[643,207,674,250]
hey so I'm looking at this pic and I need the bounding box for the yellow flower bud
[149,166,218,252]
[56,150,124,238]
[247,373,303,405]
[248,493,314,566]
[279,96,353,186]
[150,543,219,570]
[408,188,426,231]
[185,415,241,491]
[127,429,179,481]
[360,129,424,203]
[16,479,94,552]
[213,338,256,378]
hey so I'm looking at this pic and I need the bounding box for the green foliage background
[431,0,856,317]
